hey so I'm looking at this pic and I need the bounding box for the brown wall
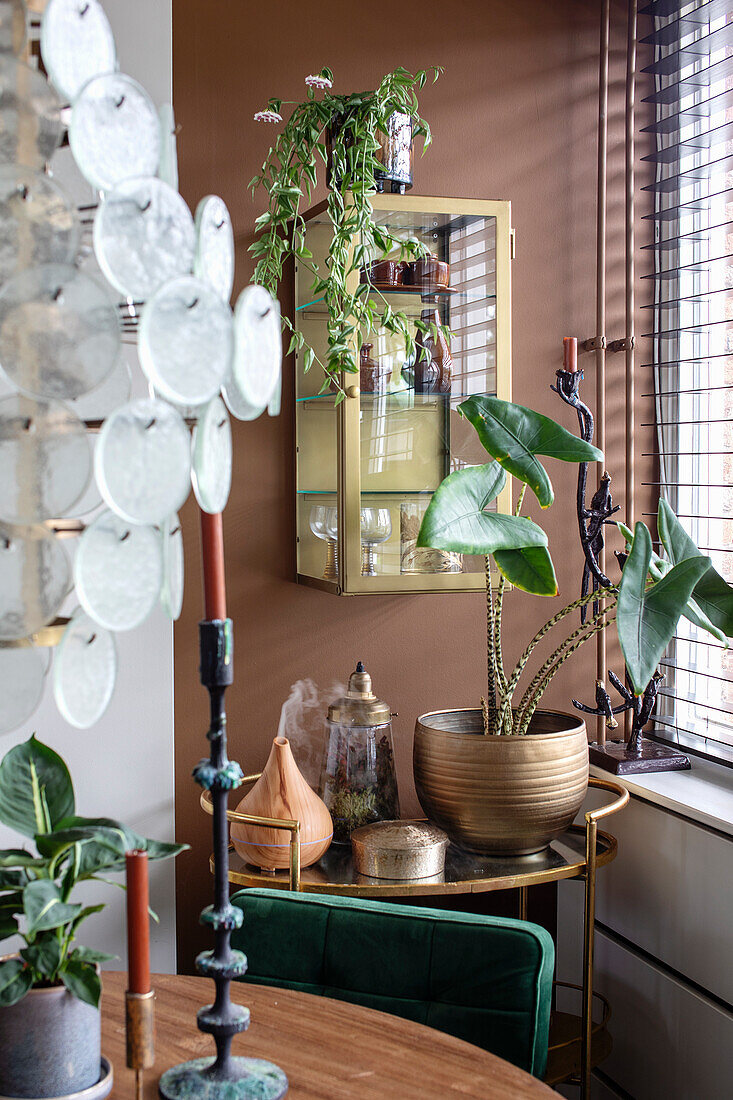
[172,0,655,968]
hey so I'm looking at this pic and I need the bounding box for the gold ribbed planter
[413,709,589,855]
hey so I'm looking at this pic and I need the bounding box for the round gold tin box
[351,820,449,880]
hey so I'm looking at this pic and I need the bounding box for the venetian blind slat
[648,0,733,765]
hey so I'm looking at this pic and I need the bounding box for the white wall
[0,0,177,973]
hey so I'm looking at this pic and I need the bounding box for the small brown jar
[359,343,391,393]
[404,256,450,292]
[360,259,406,288]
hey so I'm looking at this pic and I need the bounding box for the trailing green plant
[0,736,186,1008]
[417,395,733,735]
[249,66,442,398]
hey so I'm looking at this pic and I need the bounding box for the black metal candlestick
[553,366,690,776]
[158,619,289,1099]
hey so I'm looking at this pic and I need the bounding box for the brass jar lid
[327,661,391,726]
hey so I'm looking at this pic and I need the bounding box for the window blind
[641,0,733,764]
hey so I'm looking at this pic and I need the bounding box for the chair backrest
[230,888,553,1078]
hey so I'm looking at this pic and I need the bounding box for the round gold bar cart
[204,774,629,1097]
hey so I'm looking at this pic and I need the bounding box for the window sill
[590,756,733,839]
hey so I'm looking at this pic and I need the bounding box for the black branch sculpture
[551,361,689,774]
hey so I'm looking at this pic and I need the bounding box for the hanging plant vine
[249,66,443,399]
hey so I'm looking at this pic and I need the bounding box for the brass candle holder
[126,989,155,1100]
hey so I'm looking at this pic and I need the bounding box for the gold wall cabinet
[294,194,513,595]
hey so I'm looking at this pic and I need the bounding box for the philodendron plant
[418,395,733,735]
[0,736,186,1008]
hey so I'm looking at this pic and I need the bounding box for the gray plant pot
[0,982,101,1098]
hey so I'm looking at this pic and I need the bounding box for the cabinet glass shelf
[296,289,497,320]
[294,194,512,595]
[296,390,496,407]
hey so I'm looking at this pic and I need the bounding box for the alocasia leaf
[417,463,547,556]
[459,396,603,508]
[658,499,733,637]
[618,523,712,694]
[493,545,558,596]
[617,520,727,645]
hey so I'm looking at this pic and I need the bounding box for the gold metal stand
[579,778,628,1095]
[207,775,628,1098]
[125,989,155,1100]
[545,982,612,1087]
[200,777,301,892]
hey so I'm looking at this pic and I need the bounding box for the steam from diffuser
[277,678,345,786]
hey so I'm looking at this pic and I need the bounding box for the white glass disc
[0,1,27,56]
[169,399,205,421]
[0,166,79,283]
[93,177,195,301]
[0,55,62,170]
[0,525,70,640]
[194,195,234,303]
[232,284,282,410]
[191,396,231,514]
[0,262,120,400]
[160,512,183,620]
[95,397,191,525]
[70,72,159,192]
[38,644,52,676]
[75,508,162,631]
[41,0,116,103]
[0,646,44,733]
[53,607,116,729]
[0,394,91,523]
[268,374,281,418]
[157,102,177,190]
[63,434,100,516]
[139,275,233,405]
[221,366,262,422]
[67,354,131,421]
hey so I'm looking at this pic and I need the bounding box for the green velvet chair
[230,888,554,1078]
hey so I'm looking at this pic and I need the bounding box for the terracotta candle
[563,336,579,373]
[200,510,227,620]
[125,850,151,995]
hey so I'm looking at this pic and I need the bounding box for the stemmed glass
[309,504,338,579]
[360,507,392,576]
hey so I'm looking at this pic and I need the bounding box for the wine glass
[360,507,392,576]
[309,504,338,579]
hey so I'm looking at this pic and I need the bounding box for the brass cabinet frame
[294,195,513,595]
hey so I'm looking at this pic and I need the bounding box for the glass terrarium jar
[320,662,399,844]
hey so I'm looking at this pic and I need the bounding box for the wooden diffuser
[231,736,333,870]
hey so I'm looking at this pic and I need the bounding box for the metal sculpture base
[159,1057,288,1100]
[159,619,288,1098]
[589,738,690,775]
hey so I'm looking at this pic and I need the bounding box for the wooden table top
[102,972,555,1099]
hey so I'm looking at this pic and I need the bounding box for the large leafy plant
[250,66,442,397]
[418,396,733,734]
[0,737,185,1009]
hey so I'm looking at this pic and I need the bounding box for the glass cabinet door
[295,195,512,594]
